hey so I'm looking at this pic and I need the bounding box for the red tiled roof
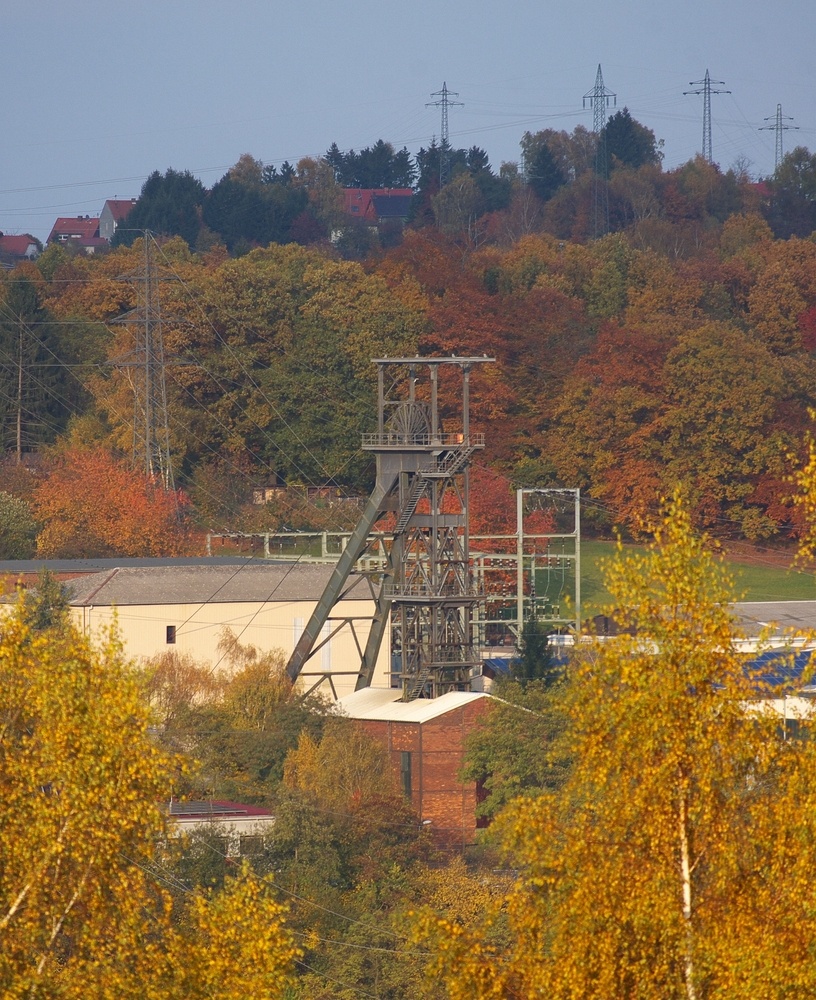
[104,199,137,221]
[343,188,413,221]
[0,235,38,256]
[47,216,100,243]
[168,799,273,820]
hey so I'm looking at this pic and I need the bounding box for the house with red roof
[99,198,137,241]
[342,188,414,224]
[0,234,40,265]
[46,215,102,253]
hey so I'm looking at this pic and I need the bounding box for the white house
[167,799,275,857]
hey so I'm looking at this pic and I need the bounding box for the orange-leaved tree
[33,445,188,557]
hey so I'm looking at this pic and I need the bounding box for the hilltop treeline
[3,120,816,554]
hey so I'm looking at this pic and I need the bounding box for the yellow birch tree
[415,494,816,999]
[0,601,299,998]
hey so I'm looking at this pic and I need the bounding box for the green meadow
[577,540,816,616]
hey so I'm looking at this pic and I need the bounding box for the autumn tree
[0,269,69,460]
[325,139,416,188]
[202,154,308,251]
[0,600,300,997]
[600,107,662,174]
[0,490,37,558]
[659,320,789,537]
[520,127,597,185]
[274,717,438,998]
[462,674,570,824]
[524,138,567,203]
[765,145,816,238]
[417,495,816,999]
[33,444,187,557]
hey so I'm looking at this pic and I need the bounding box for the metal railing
[361,432,485,449]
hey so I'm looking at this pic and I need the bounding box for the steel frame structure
[286,356,492,699]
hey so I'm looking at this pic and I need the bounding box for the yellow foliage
[415,493,816,999]
[791,410,816,566]
[283,717,396,811]
[0,602,299,998]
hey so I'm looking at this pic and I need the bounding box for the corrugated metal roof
[338,687,489,723]
[66,563,372,606]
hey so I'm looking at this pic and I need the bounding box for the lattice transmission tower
[583,64,616,238]
[113,233,175,490]
[287,356,493,700]
[427,82,464,188]
[684,69,730,163]
[760,104,798,170]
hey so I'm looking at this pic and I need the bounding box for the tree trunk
[679,790,698,1000]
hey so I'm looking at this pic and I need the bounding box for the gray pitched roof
[67,563,369,607]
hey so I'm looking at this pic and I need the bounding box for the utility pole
[583,64,616,239]
[684,69,730,163]
[760,104,798,171]
[427,82,464,188]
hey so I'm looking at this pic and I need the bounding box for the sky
[4,0,815,243]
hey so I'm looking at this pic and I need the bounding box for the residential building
[99,198,137,241]
[0,234,40,265]
[167,799,275,857]
[342,188,413,225]
[46,215,102,253]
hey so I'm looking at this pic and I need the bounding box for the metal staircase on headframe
[286,356,493,700]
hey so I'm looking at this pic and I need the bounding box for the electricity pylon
[684,69,730,163]
[583,64,616,239]
[760,104,798,170]
[113,233,175,490]
[427,82,464,188]
[584,64,616,135]
[287,356,493,700]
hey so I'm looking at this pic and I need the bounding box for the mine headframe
[286,356,493,700]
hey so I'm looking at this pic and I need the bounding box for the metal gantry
[583,64,616,136]
[427,83,464,189]
[472,488,581,647]
[286,356,493,700]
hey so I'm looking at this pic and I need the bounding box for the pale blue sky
[4,1,814,242]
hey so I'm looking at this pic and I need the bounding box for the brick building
[338,688,493,846]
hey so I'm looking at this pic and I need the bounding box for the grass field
[578,539,816,615]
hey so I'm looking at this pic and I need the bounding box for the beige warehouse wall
[71,599,389,700]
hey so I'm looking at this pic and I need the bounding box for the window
[166,625,176,644]
[239,835,264,857]
[401,751,412,798]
